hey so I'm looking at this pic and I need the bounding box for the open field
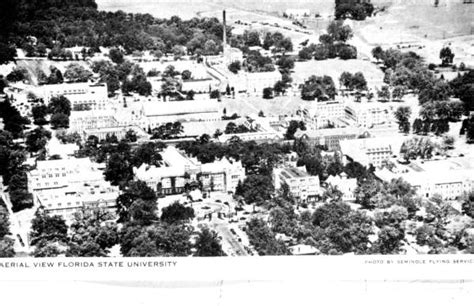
[293,59,385,90]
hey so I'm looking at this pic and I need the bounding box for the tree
[104,153,133,186]
[64,63,93,83]
[372,46,384,62]
[25,127,52,153]
[312,202,374,254]
[194,227,225,256]
[7,67,28,83]
[236,175,274,205]
[285,120,305,140]
[301,75,336,101]
[120,220,193,257]
[338,44,357,60]
[392,86,405,101]
[29,209,68,247]
[116,180,157,222]
[203,39,218,55]
[9,171,33,213]
[412,118,423,134]
[32,105,49,126]
[228,61,241,74]
[66,208,119,257]
[46,66,64,84]
[275,56,295,70]
[352,72,367,91]
[124,129,138,143]
[371,226,405,254]
[461,191,474,218]
[48,96,71,116]
[50,113,69,129]
[339,71,353,90]
[160,202,195,224]
[0,205,14,257]
[439,47,454,66]
[263,87,274,99]
[181,70,192,80]
[109,48,124,64]
[245,218,290,255]
[378,86,390,101]
[0,237,15,257]
[327,20,353,43]
[394,106,412,134]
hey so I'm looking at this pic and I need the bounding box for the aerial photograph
[0,0,473,258]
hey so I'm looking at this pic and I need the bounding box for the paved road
[211,221,248,256]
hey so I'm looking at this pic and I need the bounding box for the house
[326,173,357,201]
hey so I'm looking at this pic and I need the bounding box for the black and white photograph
[0,0,473,304]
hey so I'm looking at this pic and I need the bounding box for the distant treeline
[0,0,231,64]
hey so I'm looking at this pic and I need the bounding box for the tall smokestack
[223,10,227,47]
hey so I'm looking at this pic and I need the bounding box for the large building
[139,99,221,129]
[273,166,322,202]
[69,110,118,133]
[300,101,346,129]
[344,101,393,128]
[375,157,474,200]
[27,157,119,219]
[134,146,245,195]
[295,127,363,151]
[340,136,406,168]
[40,82,109,110]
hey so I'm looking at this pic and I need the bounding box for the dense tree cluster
[450,70,474,112]
[299,21,357,61]
[243,50,275,73]
[0,0,231,65]
[335,0,375,21]
[339,71,367,91]
[0,96,30,138]
[0,205,15,257]
[48,95,71,129]
[301,75,336,101]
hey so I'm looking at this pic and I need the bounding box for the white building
[326,173,357,201]
[223,46,244,65]
[139,99,221,129]
[34,182,119,220]
[300,101,346,129]
[274,166,322,202]
[340,136,406,168]
[295,127,363,151]
[69,110,118,133]
[375,157,474,200]
[83,125,149,141]
[46,137,79,159]
[217,131,283,143]
[344,101,392,128]
[41,82,109,110]
[134,146,245,195]
[27,157,119,219]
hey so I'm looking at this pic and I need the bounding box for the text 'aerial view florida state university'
[0,0,474,258]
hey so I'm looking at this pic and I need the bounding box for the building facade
[273,166,322,202]
[27,157,119,219]
[134,146,245,195]
[41,82,109,110]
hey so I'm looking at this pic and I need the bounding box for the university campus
[0,0,474,258]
